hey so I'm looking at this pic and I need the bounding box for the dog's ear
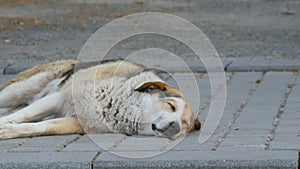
[189,118,201,133]
[134,82,167,93]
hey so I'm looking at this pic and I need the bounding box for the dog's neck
[93,71,163,135]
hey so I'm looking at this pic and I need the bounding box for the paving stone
[277,119,299,126]
[63,134,127,152]
[113,136,171,151]
[269,75,300,151]
[226,59,300,71]
[85,134,129,151]
[275,126,300,134]
[0,152,96,169]
[226,129,269,137]
[230,123,272,130]
[63,135,100,152]
[94,150,298,169]
[0,138,28,152]
[218,137,266,147]
[269,141,300,150]
[9,135,80,152]
[63,142,100,152]
[272,133,300,142]
[174,72,261,151]
[219,72,293,150]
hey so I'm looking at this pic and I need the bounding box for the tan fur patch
[43,116,84,136]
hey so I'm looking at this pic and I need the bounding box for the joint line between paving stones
[91,151,101,169]
[56,135,82,152]
[211,72,266,151]
[263,72,298,150]
[107,135,128,152]
[198,72,235,116]
[90,135,128,168]
[11,138,30,152]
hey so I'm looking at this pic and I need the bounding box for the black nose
[152,123,157,130]
[169,121,175,127]
[154,122,180,137]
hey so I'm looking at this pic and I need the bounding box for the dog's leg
[0,116,84,140]
[0,93,64,125]
[0,72,54,108]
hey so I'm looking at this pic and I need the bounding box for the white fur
[0,93,64,125]
[0,122,46,140]
[0,61,193,140]
[0,72,54,108]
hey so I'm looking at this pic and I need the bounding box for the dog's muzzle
[152,122,180,138]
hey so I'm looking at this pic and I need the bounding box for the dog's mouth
[151,122,181,139]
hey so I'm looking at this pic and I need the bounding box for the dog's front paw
[0,123,19,140]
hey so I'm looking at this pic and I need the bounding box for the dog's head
[135,81,201,139]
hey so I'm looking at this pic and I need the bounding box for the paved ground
[0,60,299,168]
[0,0,300,168]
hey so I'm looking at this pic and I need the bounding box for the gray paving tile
[269,142,300,150]
[112,136,171,151]
[84,134,129,151]
[63,134,127,152]
[226,129,269,137]
[0,152,96,169]
[173,72,261,151]
[94,150,298,169]
[62,135,99,152]
[227,59,300,71]
[218,137,266,147]
[0,138,28,152]
[9,135,80,152]
[270,75,300,150]
[63,142,100,152]
[219,72,293,150]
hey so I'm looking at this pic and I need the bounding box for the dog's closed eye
[182,119,189,126]
[167,101,176,112]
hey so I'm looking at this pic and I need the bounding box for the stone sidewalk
[0,60,299,169]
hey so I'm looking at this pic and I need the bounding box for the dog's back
[0,60,77,92]
[0,60,145,110]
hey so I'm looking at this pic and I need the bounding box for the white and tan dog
[0,60,200,140]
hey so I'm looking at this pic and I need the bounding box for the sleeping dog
[0,60,201,140]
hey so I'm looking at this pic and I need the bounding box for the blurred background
[0,0,299,65]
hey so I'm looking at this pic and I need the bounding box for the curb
[1,59,300,75]
[0,150,298,169]
[95,150,298,168]
[226,59,300,72]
